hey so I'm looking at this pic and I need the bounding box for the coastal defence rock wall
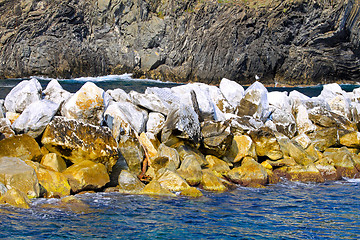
[0,0,360,85]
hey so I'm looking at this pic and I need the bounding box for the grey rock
[4,78,42,113]
[12,99,60,138]
[43,79,72,108]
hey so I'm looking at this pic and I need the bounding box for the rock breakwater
[1,77,360,208]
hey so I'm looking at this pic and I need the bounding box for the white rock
[43,79,72,107]
[351,102,360,124]
[268,91,292,114]
[268,108,296,138]
[61,82,109,125]
[0,182,7,196]
[236,81,270,122]
[208,84,234,114]
[293,133,312,149]
[352,87,360,103]
[130,91,170,115]
[104,100,148,140]
[106,88,131,102]
[146,112,165,135]
[4,78,42,113]
[319,83,351,119]
[145,87,180,108]
[219,78,244,108]
[294,103,317,134]
[12,99,60,138]
[289,90,310,102]
[225,114,264,132]
[172,83,216,120]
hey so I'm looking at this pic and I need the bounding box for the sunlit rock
[275,164,324,183]
[4,78,42,113]
[26,161,71,198]
[338,129,360,148]
[219,78,244,109]
[201,120,233,158]
[146,112,165,135]
[156,143,180,169]
[140,180,176,197]
[106,88,131,102]
[323,147,359,178]
[267,108,296,138]
[307,127,338,151]
[236,81,270,122]
[226,114,264,133]
[157,169,190,192]
[175,143,207,167]
[43,79,72,110]
[208,85,234,114]
[308,107,356,131]
[0,134,42,162]
[104,99,148,140]
[138,132,158,161]
[0,118,15,140]
[0,157,40,198]
[177,155,203,186]
[226,157,268,187]
[224,134,256,163]
[130,91,170,115]
[319,83,351,119]
[117,129,144,176]
[200,169,227,192]
[41,116,119,172]
[293,133,312,149]
[179,187,203,198]
[5,112,20,124]
[12,99,59,138]
[205,155,230,175]
[118,170,145,194]
[249,127,283,160]
[268,91,292,114]
[0,188,31,209]
[40,153,67,172]
[293,103,317,134]
[63,160,110,193]
[61,82,109,125]
[314,157,339,181]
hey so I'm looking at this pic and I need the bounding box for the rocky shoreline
[1,77,360,209]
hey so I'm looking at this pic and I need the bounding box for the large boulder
[140,180,176,197]
[307,127,338,152]
[323,148,359,178]
[146,112,165,135]
[314,157,339,181]
[268,91,292,114]
[200,169,227,192]
[205,155,230,175]
[106,88,131,102]
[40,153,67,172]
[41,117,119,172]
[177,155,203,186]
[12,100,60,138]
[207,85,234,114]
[0,134,42,162]
[63,160,110,193]
[236,81,270,122]
[157,169,190,192]
[226,157,268,187]
[308,107,356,131]
[293,103,317,134]
[274,164,324,183]
[0,188,31,209]
[26,161,71,198]
[249,127,283,160]
[161,103,201,144]
[338,130,360,148]
[129,91,171,115]
[156,143,180,169]
[319,83,351,119]
[219,78,244,109]
[266,108,296,138]
[117,129,144,176]
[4,78,42,113]
[43,79,72,109]
[0,157,40,198]
[224,134,257,163]
[61,82,109,125]
[201,120,233,158]
[118,170,145,194]
[104,100,148,140]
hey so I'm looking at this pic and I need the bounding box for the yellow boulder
[0,188,31,209]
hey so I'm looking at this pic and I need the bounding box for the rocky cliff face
[0,0,359,85]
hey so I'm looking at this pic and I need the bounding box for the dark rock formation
[0,0,359,85]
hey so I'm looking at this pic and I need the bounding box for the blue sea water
[1,75,360,239]
[0,180,359,239]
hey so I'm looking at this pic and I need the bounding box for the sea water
[0,75,360,239]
